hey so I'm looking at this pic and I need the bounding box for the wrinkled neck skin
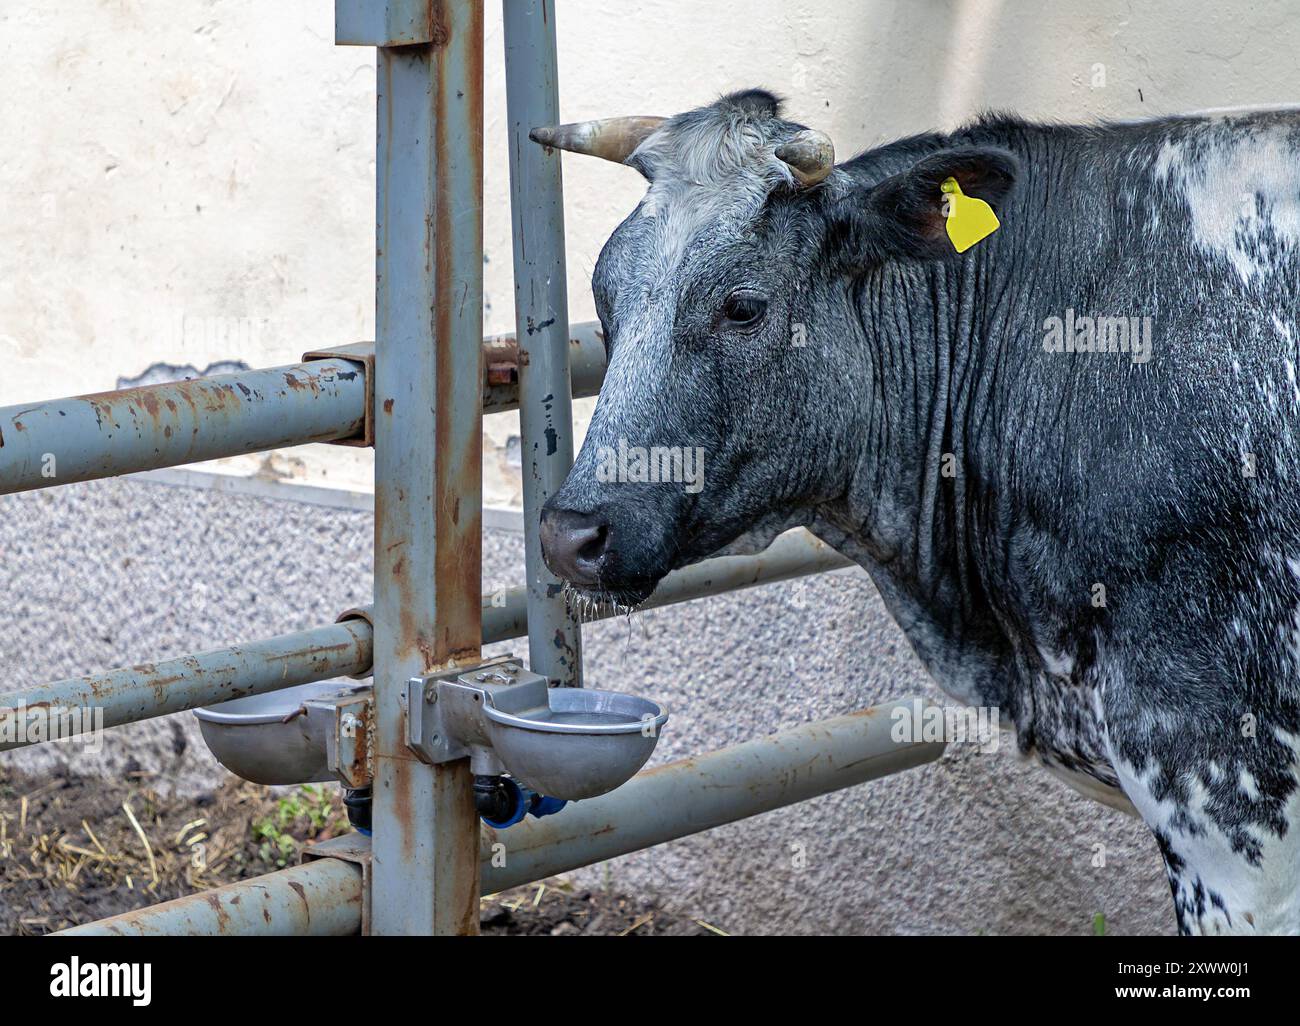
[807,124,1084,726]
[809,265,1023,719]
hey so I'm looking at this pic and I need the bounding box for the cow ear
[829,146,1019,266]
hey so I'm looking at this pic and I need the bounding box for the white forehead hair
[627,91,801,277]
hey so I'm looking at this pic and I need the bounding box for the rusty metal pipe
[0,317,604,495]
[482,529,854,642]
[0,360,368,496]
[611,529,853,617]
[54,858,363,936]
[0,619,373,753]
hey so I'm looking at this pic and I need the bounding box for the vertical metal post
[347,0,485,934]
[502,0,583,687]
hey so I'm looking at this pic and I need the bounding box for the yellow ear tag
[940,176,999,253]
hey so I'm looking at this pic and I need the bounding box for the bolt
[424,684,438,704]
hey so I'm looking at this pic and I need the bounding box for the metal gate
[0,0,945,936]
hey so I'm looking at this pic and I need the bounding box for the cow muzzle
[539,507,611,589]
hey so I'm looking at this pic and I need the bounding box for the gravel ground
[0,766,721,936]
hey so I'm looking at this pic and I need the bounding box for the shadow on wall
[117,360,251,390]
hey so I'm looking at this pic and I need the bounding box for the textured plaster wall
[3,0,1297,933]
[6,0,1298,500]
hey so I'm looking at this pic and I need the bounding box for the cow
[530,89,1300,935]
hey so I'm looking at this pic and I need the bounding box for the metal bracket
[301,833,373,935]
[405,656,546,765]
[326,689,374,789]
[301,341,375,447]
[405,657,666,800]
[333,606,375,680]
[334,0,440,47]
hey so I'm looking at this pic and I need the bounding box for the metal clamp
[405,656,543,766]
[301,341,375,447]
[326,689,374,789]
[301,833,373,936]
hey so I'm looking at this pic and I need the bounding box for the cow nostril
[575,523,609,565]
[539,508,612,587]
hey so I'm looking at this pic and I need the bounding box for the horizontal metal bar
[450,527,853,650]
[55,699,941,935]
[2,532,849,750]
[481,528,851,642]
[616,528,854,616]
[482,320,605,415]
[55,857,363,936]
[0,619,373,752]
[0,320,601,497]
[480,698,946,892]
[0,360,368,496]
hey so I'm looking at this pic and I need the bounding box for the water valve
[474,774,567,829]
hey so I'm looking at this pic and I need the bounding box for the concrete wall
[5,0,1298,933]
[7,0,1298,501]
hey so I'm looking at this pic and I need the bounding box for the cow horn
[529,116,667,164]
[775,129,836,185]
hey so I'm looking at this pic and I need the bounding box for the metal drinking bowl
[482,687,669,800]
[195,681,362,786]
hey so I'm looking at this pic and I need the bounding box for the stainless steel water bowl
[194,682,364,786]
[483,687,669,800]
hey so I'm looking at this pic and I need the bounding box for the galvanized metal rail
[55,859,366,938]
[0,360,367,495]
[2,0,942,936]
[362,0,487,935]
[0,619,374,752]
[0,320,605,497]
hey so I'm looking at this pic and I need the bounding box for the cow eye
[721,291,768,327]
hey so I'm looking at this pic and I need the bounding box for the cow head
[534,90,1017,609]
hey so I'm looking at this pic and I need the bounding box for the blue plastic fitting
[478,776,567,828]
